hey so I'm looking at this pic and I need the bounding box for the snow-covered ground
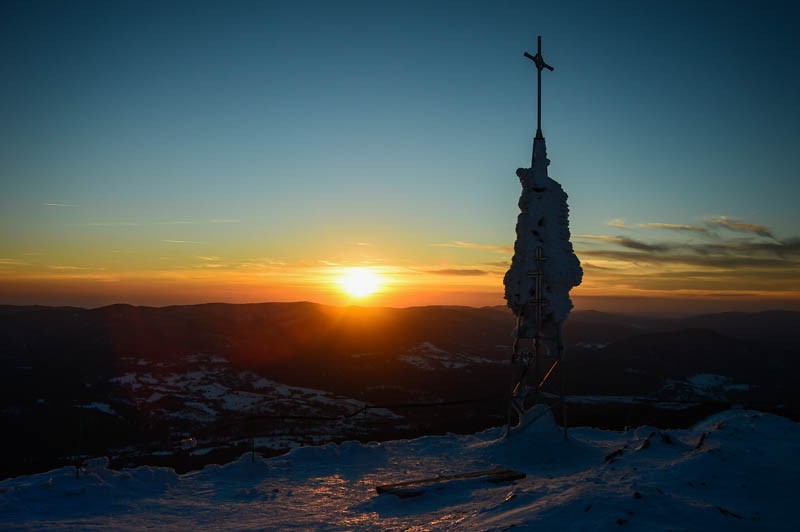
[108,353,398,440]
[1,409,797,530]
[655,373,757,403]
[399,342,504,371]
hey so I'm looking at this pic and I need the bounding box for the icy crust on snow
[1,409,798,530]
[504,137,582,337]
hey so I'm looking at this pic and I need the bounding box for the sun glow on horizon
[338,267,382,298]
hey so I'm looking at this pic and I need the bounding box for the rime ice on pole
[503,134,582,353]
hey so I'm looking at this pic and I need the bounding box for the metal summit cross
[524,36,554,140]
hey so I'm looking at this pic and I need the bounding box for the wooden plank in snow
[375,467,525,498]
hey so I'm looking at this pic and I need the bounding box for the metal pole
[559,328,568,441]
[537,36,542,137]
[561,365,567,441]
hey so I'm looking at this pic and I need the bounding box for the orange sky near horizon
[1,257,798,315]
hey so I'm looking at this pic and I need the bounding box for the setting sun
[339,268,382,298]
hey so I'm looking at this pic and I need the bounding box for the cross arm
[523,52,554,72]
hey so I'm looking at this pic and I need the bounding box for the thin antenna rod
[523,35,554,140]
[537,36,542,135]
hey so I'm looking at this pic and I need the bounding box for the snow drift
[1,409,798,530]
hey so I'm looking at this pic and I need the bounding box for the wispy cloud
[43,203,78,207]
[581,261,616,271]
[578,233,800,270]
[579,248,793,269]
[577,234,622,243]
[608,218,628,228]
[162,239,203,244]
[82,220,239,227]
[620,239,671,253]
[432,241,513,253]
[424,268,489,276]
[576,234,671,253]
[0,258,25,267]
[48,265,96,271]
[639,222,709,232]
[694,238,800,259]
[706,216,774,238]
[236,258,288,270]
[85,222,140,227]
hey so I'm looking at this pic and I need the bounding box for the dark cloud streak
[706,216,774,238]
[577,234,672,253]
[639,222,709,232]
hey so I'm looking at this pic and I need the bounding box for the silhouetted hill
[568,328,759,394]
[0,302,797,478]
[675,310,800,350]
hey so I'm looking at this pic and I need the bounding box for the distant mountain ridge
[0,302,797,479]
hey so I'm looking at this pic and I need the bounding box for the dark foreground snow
[1,409,798,530]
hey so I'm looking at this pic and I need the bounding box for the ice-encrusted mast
[504,36,582,436]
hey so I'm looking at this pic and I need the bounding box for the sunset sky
[1,0,798,312]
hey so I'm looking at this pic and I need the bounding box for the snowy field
[1,409,798,530]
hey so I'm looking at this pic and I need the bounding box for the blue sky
[1,0,798,307]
